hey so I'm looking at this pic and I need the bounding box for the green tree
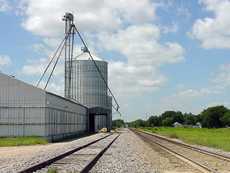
[112,119,125,128]
[127,119,147,128]
[221,111,230,127]
[162,117,174,126]
[161,111,184,126]
[148,116,160,127]
[200,105,229,128]
[184,113,197,125]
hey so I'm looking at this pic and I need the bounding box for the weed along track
[19,133,119,173]
[132,129,230,173]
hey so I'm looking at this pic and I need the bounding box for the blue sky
[0,0,230,121]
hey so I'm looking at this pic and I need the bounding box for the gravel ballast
[136,130,230,173]
[0,133,108,173]
[37,134,119,173]
[90,129,201,173]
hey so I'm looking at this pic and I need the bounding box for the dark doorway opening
[89,113,95,133]
[88,106,111,132]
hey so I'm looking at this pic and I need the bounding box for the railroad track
[131,129,230,173]
[19,133,119,173]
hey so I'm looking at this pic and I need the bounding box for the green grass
[141,127,230,152]
[0,136,48,147]
[47,168,58,173]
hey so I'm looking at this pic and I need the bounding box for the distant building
[173,122,183,127]
[195,122,202,128]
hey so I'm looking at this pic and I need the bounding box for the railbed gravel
[150,132,230,158]
[36,134,119,173]
[139,131,230,173]
[0,133,108,173]
[90,128,201,173]
[186,141,230,158]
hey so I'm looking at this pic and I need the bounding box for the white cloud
[0,55,11,66]
[212,63,230,89]
[180,63,230,96]
[161,23,178,34]
[191,0,230,49]
[100,24,184,94]
[174,88,215,98]
[108,61,166,95]
[157,63,230,114]
[158,87,216,114]
[19,0,156,37]
[0,0,11,12]
[21,57,64,76]
[39,80,64,96]
[205,101,230,109]
[100,25,184,66]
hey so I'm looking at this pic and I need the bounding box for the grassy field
[0,136,48,147]
[141,127,230,152]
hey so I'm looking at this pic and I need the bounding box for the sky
[0,0,230,121]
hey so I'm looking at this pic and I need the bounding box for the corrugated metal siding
[0,73,89,140]
[0,73,46,136]
[0,107,46,136]
[70,60,108,108]
[45,93,88,140]
[0,73,46,107]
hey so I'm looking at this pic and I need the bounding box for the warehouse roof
[0,72,87,109]
[46,91,88,109]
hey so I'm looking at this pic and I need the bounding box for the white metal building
[0,73,88,141]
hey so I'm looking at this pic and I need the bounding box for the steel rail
[18,133,113,173]
[131,129,220,173]
[80,134,120,173]
[135,129,230,162]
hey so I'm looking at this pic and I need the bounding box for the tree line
[113,105,230,128]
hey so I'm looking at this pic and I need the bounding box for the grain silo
[76,59,107,108]
[65,55,112,132]
[61,12,113,132]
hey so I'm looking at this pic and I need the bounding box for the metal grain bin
[66,59,108,108]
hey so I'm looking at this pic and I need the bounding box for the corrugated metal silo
[68,58,108,108]
[65,55,112,131]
